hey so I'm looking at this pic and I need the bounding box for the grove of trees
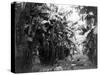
[14,2,97,72]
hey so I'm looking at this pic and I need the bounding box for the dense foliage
[15,2,97,72]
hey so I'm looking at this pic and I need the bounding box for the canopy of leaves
[15,2,97,71]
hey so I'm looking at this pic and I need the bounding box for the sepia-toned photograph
[11,2,97,73]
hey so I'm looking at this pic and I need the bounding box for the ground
[31,54,97,72]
